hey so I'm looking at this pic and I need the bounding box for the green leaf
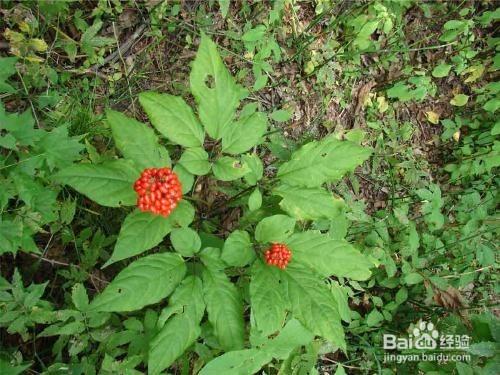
[242,25,267,42]
[200,348,268,375]
[178,147,211,176]
[218,0,230,18]
[169,200,195,227]
[286,232,372,280]
[450,94,469,106]
[404,272,424,285]
[200,319,312,375]
[283,263,345,350]
[255,215,296,244]
[466,342,497,357]
[0,57,18,93]
[250,260,288,336]
[90,253,186,312]
[36,125,84,170]
[366,309,384,327]
[170,227,201,256]
[173,164,194,194]
[330,282,351,322]
[190,33,246,139]
[202,266,244,351]
[242,153,263,185]
[0,220,23,255]
[54,160,139,207]
[432,63,452,78]
[395,287,408,304]
[270,109,292,122]
[104,210,173,266]
[71,283,89,311]
[248,188,262,211]
[277,135,371,187]
[106,109,170,169]
[149,276,205,375]
[0,358,31,375]
[212,156,250,181]
[263,319,314,359]
[221,230,255,267]
[139,92,204,148]
[221,112,267,154]
[274,185,344,220]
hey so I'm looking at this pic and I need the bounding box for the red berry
[134,167,182,217]
[264,243,292,269]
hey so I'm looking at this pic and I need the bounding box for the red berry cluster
[133,167,182,217]
[264,243,292,269]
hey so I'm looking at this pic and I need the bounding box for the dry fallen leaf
[425,111,440,124]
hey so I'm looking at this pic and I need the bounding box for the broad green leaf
[202,266,244,351]
[149,277,204,375]
[366,309,384,327]
[158,276,205,326]
[0,358,31,375]
[178,147,211,175]
[466,342,497,357]
[262,319,313,359]
[221,230,255,267]
[90,253,186,312]
[270,109,292,122]
[242,153,263,185]
[286,231,372,280]
[54,160,139,207]
[404,272,424,285]
[274,185,344,220]
[277,135,371,187]
[248,188,262,211]
[139,92,204,147]
[255,215,295,244]
[173,164,194,194]
[169,200,195,227]
[283,263,345,350]
[71,283,89,311]
[200,348,268,375]
[221,112,267,154]
[212,156,250,181]
[200,319,312,375]
[431,63,452,78]
[250,260,288,336]
[106,109,170,169]
[170,227,201,256]
[190,33,246,139]
[104,210,173,266]
[450,94,469,106]
[330,282,351,322]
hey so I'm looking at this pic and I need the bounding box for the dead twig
[89,22,148,72]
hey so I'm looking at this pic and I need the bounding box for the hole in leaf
[117,288,122,293]
[321,153,327,157]
[204,74,215,89]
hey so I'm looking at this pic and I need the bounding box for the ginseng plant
[55,33,374,374]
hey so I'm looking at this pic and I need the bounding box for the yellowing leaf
[453,130,461,142]
[377,96,388,113]
[425,111,440,124]
[450,94,469,107]
[463,64,485,83]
